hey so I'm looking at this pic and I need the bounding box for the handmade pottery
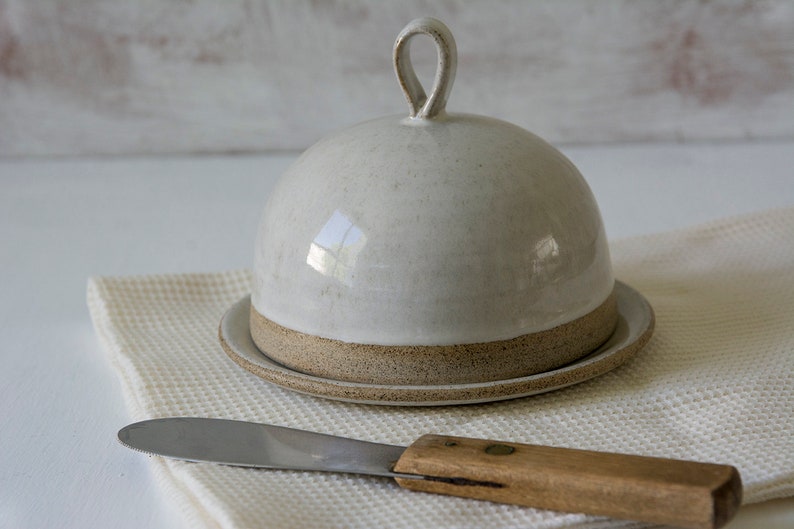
[247,18,621,386]
[221,282,654,405]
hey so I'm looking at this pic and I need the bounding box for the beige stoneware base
[218,281,654,406]
[249,290,618,385]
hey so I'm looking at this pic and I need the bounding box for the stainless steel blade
[118,417,420,479]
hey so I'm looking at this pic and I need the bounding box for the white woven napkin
[88,207,794,529]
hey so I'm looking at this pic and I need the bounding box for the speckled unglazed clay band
[248,287,618,385]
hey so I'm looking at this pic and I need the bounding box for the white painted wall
[1,0,793,157]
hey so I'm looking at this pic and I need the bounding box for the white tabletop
[2,141,793,528]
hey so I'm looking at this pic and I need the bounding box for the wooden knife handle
[393,435,742,529]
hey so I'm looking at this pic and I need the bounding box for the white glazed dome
[249,18,616,385]
[253,113,613,345]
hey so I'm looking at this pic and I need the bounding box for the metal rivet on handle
[485,444,515,455]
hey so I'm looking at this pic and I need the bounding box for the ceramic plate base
[218,281,654,406]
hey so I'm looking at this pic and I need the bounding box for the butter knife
[118,417,741,529]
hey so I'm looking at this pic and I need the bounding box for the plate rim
[218,280,655,406]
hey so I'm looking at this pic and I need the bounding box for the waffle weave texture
[88,208,794,529]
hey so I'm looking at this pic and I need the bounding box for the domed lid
[249,18,616,385]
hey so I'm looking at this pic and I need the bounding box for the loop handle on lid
[393,17,457,120]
